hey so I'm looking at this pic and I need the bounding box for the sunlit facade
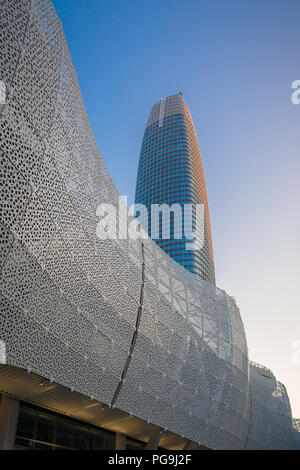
[0,0,298,452]
[135,94,215,284]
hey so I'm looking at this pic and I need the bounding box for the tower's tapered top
[135,94,215,284]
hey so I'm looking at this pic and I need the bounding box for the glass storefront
[14,402,145,450]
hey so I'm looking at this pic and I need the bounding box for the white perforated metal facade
[0,0,298,450]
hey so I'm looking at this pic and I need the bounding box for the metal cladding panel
[0,0,297,450]
[293,419,300,449]
[246,362,297,449]
[115,239,250,448]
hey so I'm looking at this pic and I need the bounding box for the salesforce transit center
[0,0,299,451]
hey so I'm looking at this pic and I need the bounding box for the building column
[146,427,164,450]
[0,395,20,450]
[115,432,126,450]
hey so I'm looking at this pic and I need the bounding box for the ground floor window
[13,401,145,450]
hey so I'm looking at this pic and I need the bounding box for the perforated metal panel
[246,362,297,449]
[0,0,297,450]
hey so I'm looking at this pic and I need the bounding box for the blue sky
[52,0,300,417]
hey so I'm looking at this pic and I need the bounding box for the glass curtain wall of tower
[135,93,215,284]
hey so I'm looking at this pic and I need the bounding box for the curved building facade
[135,94,215,284]
[0,0,298,450]
[246,362,296,449]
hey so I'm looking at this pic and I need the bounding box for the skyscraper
[135,93,215,284]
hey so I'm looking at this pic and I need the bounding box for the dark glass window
[36,421,54,443]
[73,433,89,450]
[15,437,32,449]
[14,403,128,451]
[56,427,72,448]
[17,416,35,439]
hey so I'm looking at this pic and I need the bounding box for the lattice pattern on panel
[0,0,136,410]
[292,419,300,449]
[246,362,296,449]
[115,238,250,448]
[0,0,296,450]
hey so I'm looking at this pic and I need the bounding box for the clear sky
[52,0,300,418]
